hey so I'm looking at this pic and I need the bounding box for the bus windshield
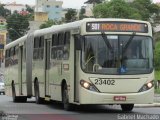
[81,35,153,75]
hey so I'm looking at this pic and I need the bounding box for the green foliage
[131,0,160,23]
[65,9,77,23]
[85,0,104,4]
[0,4,11,18]
[25,5,34,13]
[154,41,160,71]
[6,12,29,41]
[39,20,62,29]
[25,5,34,21]
[93,0,142,19]
[93,0,160,22]
[79,7,88,20]
[155,71,160,80]
[154,69,160,94]
[155,88,160,94]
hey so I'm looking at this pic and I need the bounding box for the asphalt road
[0,95,160,120]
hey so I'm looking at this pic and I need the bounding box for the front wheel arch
[121,104,134,112]
[61,80,73,111]
[34,78,43,104]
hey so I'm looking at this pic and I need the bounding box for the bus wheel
[11,82,18,102]
[121,104,134,112]
[11,82,27,102]
[34,80,43,104]
[62,84,72,111]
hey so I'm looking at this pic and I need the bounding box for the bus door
[18,45,23,95]
[45,40,51,96]
[74,34,81,102]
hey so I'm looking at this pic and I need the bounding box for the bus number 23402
[94,79,115,85]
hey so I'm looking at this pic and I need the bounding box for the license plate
[114,96,126,101]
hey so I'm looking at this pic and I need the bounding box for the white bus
[4,18,154,111]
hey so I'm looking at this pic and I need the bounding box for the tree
[25,4,34,13]
[65,9,77,23]
[93,0,142,19]
[0,4,11,18]
[79,7,88,20]
[154,41,160,70]
[25,4,34,21]
[93,0,160,26]
[6,12,29,41]
[39,20,62,29]
[131,0,160,26]
[84,0,104,6]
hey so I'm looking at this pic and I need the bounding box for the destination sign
[86,22,148,33]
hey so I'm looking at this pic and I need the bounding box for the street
[0,95,160,120]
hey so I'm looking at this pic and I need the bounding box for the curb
[135,103,160,108]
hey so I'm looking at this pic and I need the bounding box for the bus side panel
[49,39,62,101]
[32,36,45,98]
[32,60,45,97]
[68,34,76,103]
[22,44,27,96]
[26,33,34,97]
[50,32,72,102]
[5,65,19,96]
[5,50,19,96]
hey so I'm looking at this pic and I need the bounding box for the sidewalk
[135,94,160,107]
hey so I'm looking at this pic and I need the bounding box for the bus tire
[11,82,18,102]
[62,83,73,111]
[11,82,27,103]
[121,104,134,112]
[34,80,43,104]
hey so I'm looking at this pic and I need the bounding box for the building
[34,12,48,22]
[4,2,26,14]
[35,0,63,21]
[83,4,93,17]
[61,9,68,19]
[0,16,7,67]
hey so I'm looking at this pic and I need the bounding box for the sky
[0,0,159,9]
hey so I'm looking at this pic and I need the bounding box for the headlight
[80,80,99,92]
[138,80,154,92]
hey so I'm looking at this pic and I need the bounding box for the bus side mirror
[75,35,83,50]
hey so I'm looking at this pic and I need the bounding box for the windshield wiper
[122,32,136,53]
[120,32,136,72]
[101,32,113,52]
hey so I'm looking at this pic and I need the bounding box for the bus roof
[5,18,151,50]
[5,35,27,50]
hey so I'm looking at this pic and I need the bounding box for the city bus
[4,18,154,111]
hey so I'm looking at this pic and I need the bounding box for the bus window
[14,45,19,65]
[33,37,39,60]
[52,34,58,46]
[23,42,26,61]
[64,32,70,45]
[10,47,14,57]
[51,34,58,59]
[57,33,64,60]
[8,49,11,58]
[63,32,70,60]
[39,36,44,59]
[5,50,9,58]
[58,33,64,45]
[39,36,44,47]
[34,37,39,48]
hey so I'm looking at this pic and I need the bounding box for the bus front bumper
[79,87,154,104]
